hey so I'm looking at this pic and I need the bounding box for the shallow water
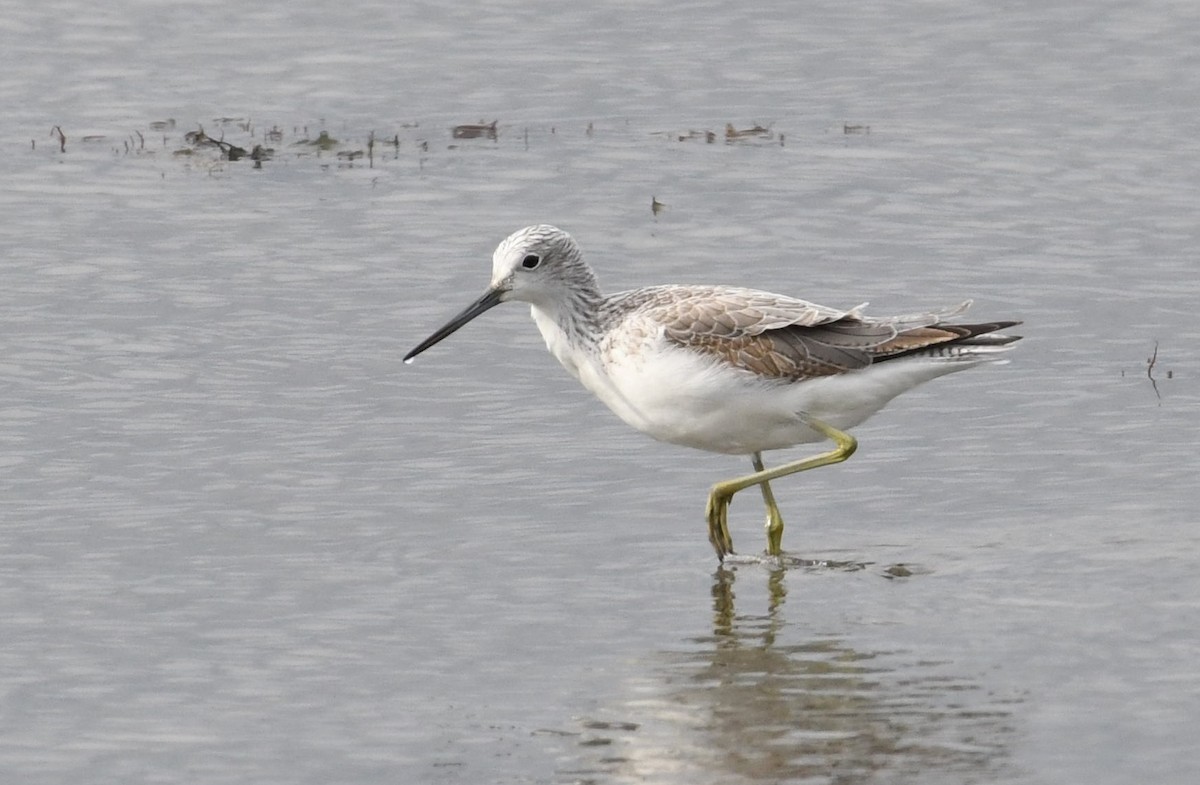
[1,0,1199,783]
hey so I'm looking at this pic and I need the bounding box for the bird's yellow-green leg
[752,452,787,556]
[705,415,858,561]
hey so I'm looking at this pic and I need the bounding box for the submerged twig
[1147,341,1162,400]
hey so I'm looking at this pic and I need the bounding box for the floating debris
[294,130,338,150]
[149,119,176,132]
[220,142,248,161]
[725,122,773,142]
[658,125,777,144]
[180,127,247,160]
[843,123,871,134]
[452,120,498,140]
[654,128,718,143]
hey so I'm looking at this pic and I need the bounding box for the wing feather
[606,286,1008,382]
[628,286,891,380]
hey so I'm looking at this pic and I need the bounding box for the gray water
[2,1,1199,783]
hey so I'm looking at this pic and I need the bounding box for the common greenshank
[405,225,1021,561]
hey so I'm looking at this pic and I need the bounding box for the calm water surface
[1,1,1198,783]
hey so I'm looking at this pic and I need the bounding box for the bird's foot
[706,490,735,561]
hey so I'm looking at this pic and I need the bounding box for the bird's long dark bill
[404,287,504,362]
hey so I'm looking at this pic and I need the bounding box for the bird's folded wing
[645,287,896,380]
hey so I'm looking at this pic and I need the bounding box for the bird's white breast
[531,305,662,438]
[532,304,796,454]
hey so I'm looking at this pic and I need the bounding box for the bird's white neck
[530,299,597,381]
[530,299,656,436]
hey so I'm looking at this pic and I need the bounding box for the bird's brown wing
[640,286,896,381]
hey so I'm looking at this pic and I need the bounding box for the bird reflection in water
[570,567,1022,784]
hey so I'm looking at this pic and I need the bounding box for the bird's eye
[521,254,541,269]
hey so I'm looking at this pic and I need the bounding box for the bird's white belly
[598,344,808,453]
[533,307,966,456]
